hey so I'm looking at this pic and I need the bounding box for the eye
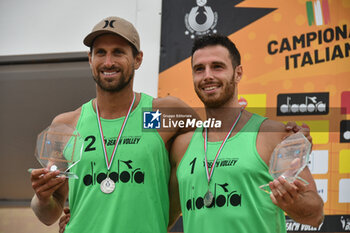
[113,49,123,55]
[95,49,105,55]
[193,66,204,72]
[213,64,224,69]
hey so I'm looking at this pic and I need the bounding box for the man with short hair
[31,17,314,233]
[30,16,197,233]
[168,34,324,233]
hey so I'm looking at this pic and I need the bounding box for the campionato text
[267,24,349,70]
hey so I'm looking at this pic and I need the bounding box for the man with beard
[32,17,313,233]
[168,34,324,233]
[30,16,198,233]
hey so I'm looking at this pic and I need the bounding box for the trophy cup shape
[31,123,84,179]
[259,132,311,194]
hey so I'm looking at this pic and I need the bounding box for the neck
[94,85,136,119]
[203,94,247,143]
[205,97,242,133]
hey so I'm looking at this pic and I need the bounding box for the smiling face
[88,34,142,93]
[192,45,242,108]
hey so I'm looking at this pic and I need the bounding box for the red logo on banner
[341,91,350,115]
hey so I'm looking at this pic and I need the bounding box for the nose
[203,67,213,81]
[103,53,114,68]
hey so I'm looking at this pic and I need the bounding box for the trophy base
[57,171,78,179]
[28,168,78,179]
[259,176,309,194]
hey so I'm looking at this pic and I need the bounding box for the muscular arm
[168,157,181,230]
[168,132,193,230]
[31,171,68,225]
[31,109,80,225]
[269,167,324,227]
[258,120,324,227]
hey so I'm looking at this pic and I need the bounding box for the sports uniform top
[177,114,286,233]
[65,93,170,233]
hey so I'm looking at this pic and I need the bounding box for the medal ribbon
[96,93,136,171]
[204,107,243,184]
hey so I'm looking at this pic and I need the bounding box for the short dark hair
[191,34,241,67]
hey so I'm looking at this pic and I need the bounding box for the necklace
[203,108,243,207]
[95,93,136,194]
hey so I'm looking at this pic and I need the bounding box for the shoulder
[51,107,82,128]
[260,118,287,134]
[173,131,195,148]
[170,131,195,166]
[153,96,200,144]
[153,96,200,121]
[257,118,289,164]
[153,96,191,109]
[259,118,288,144]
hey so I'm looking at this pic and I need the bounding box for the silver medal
[204,190,214,207]
[100,177,115,194]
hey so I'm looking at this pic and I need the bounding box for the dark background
[0,52,95,203]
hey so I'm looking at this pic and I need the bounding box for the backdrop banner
[159,0,350,232]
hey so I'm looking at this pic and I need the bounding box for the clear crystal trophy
[259,132,311,194]
[29,123,84,179]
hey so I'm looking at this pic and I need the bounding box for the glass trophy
[29,123,84,179]
[259,132,311,194]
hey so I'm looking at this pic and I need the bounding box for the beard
[195,76,235,108]
[93,66,134,93]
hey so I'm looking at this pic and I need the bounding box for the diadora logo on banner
[186,183,241,211]
[143,109,222,129]
[277,92,329,116]
[306,0,331,26]
[184,0,218,39]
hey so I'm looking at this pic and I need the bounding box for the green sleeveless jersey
[65,93,170,233]
[177,114,286,233]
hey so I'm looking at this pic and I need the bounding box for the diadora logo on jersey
[143,110,161,129]
[83,159,145,187]
[277,92,329,116]
[186,183,241,211]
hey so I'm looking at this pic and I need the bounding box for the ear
[134,51,143,70]
[88,52,93,67]
[234,65,243,84]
